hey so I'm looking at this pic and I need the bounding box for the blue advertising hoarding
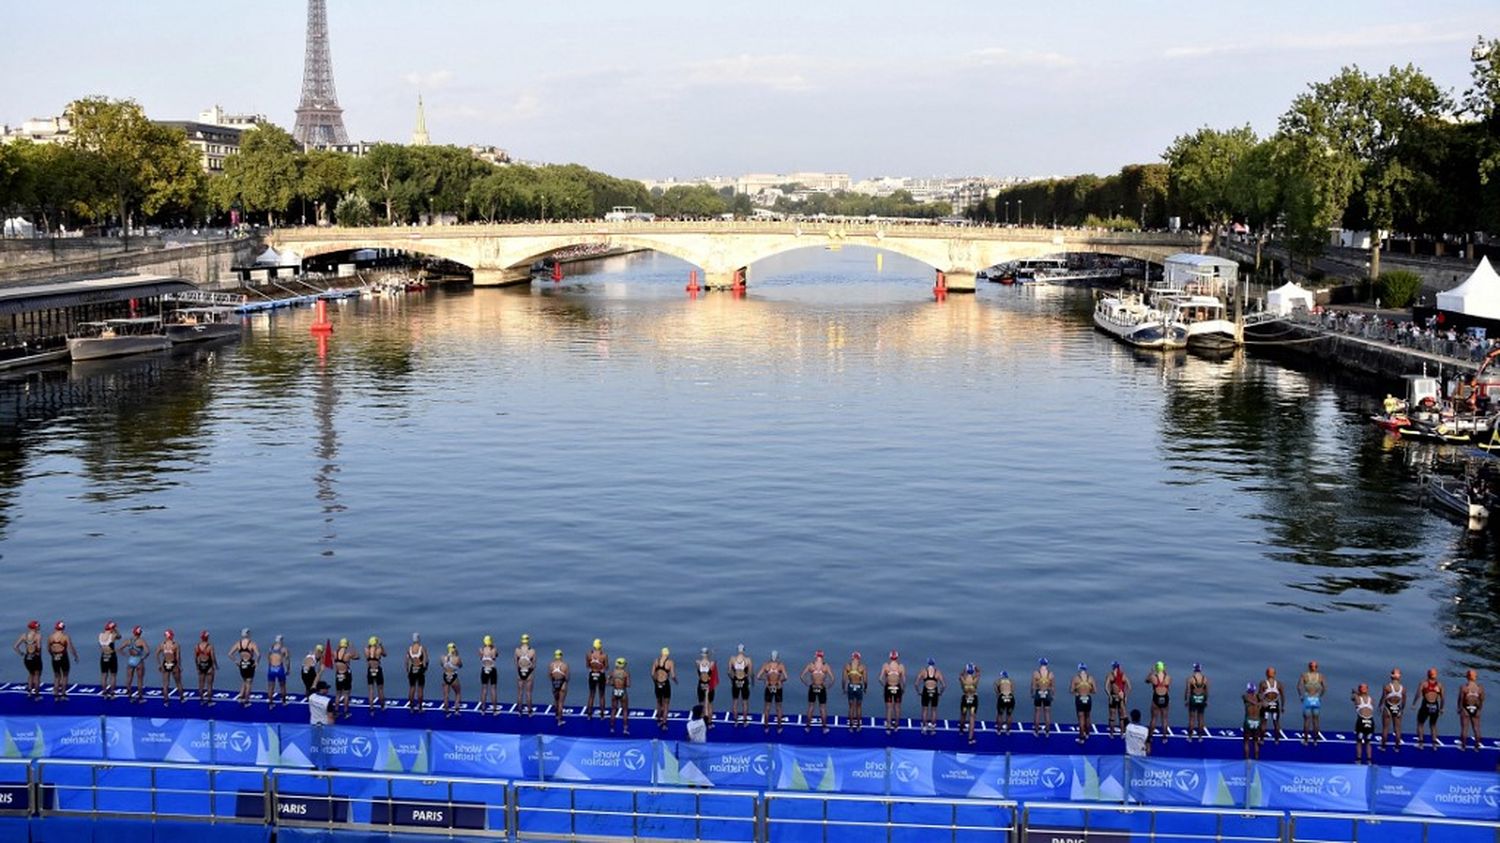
[539,736,654,784]
[1126,757,1247,807]
[1250,761,1370,813]
[429,731,526,778]
[1371,766,1500,821]
[773,744,889,794]
[658,741,771,789]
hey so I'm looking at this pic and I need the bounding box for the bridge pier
[472,267,532,287]
[703,270,740,291]
[941,271,977,293]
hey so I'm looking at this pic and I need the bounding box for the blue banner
[540,736,653,784]
[1250,761,1370,812]
[429,731,526,779]
[1007,754,1123,802]
[313,725,428,773]
[1127,757,1247,807]
[211,722,277,766]
[277,724,315,768]
[658,741,771,789]
[104,717,212,763]
[773,745,888,794]
[1371,766,1500,821]
[887,749,937,797]
[932,752,1009,799]
[0,716,104,760]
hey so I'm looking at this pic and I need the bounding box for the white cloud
[403,69,454,89]
[1162,22,1471,60]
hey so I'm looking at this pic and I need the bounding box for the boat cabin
[75,317,163,339]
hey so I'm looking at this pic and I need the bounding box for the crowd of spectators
[1299,308,1499,363]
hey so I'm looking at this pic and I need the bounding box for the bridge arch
[282,238,478,269]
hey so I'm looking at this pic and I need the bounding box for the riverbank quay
[0,685,1497,842]
[1247,314,1483,385]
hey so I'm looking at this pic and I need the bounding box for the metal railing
[0,759,31,817]
[271,766,510,837]
[765,790,1018,842]
[1288,810,1500,843]
[36,758,269,824]
[1022,801,1286,842]
[514,779,760,841]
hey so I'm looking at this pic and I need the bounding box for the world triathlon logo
[1041,767,1068,789]
[484,743,509,766]
[1485,785,1500,809]
[1173,770,1201,793]
[622,749,647,772]
[104,725,121,748]
[752,754,770,777]
[349,736,374,759]
[1325,776,1352,798]
[894,760,921,784]
[228,731,253,754]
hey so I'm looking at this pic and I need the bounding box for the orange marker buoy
[686,270,700,295]
[933,271,948,301]
[310,298,333,334]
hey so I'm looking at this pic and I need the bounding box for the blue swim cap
[927,657,936,666]
[1078,662,1087,672]
[1111,660,1119,668]
[1245,682,1256,693]
[1039,657,1048,666]
[1193,662,1202,672]
[965,662,976,674]
[1000,670,1008,678]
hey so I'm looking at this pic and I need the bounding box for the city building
[412,95,430,147]
[468,145,511,165]
[198,105,267,130]
[157,120,245,173]
[0,115,70,145]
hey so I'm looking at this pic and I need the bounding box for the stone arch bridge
[270,221,1209,291]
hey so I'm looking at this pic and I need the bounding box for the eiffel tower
[292,0,350,147]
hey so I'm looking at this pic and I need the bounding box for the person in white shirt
[1123,708,1149,757]
[686,704,708,744]
[308,680,336,726]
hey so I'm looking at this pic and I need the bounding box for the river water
[2,248,1496,725]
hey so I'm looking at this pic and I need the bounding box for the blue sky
[4,1,1496,179]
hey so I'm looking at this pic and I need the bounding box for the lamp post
[1141,203,1147,229]
[1018,200,1023,228]
[1004,201,1009,224]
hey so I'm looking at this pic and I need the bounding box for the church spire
[412,93,430,146]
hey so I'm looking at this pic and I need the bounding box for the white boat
[1092,292,1187,349]
[67,318,171,361]
[0,336,70,371]
[1159,293,1237,351]
[163,306,242,344]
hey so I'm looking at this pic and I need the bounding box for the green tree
[333,191,373,227]
[356,143,411,225]
[1227,139,1286,272]
[212,124,301,226]
[299,149,355,225]
[66,96,202,242]
[1163,124,1258,247]
[655,184,728,217]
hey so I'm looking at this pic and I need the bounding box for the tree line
[974,36,1500,277]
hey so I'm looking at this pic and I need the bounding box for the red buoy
[310,298,333,334]
[686,270,700,295]
[551,261,563,282]
[933,271,948,301]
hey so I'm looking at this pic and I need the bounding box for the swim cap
[241,628,250,638]
[412,633,420,643]
[314,642,323,651]
[1078,662,1087,672]
[1192,663,1201,672]
[1038,657,1048,666]
[274,634,283,643]
[702,647,710,656]
[1000,670,1008,678]
[522,634,530,643]
[554,649,563,658]
[661,647,669,657]
[1245,682,1256,693]
[928,657,936,666]
[447,642,456,652]
[133,626,143,636]
[369,636,378,646]
[27,621,37,630]
[737,643,745,653]
[200,630,209,640]
[816,650,824,659]
[771,650,779,661]
[965,662,976,674]
[616,657,626,666]
[56,621,65,631]
[105,621,117,630]
[594,639,603,649]
[483,635,493,646]
[889,650,899,660]
[1155,661,1164,671]
[165,629,175,640]
[1111,660,1119,669]
[851,651,861,660]
[339,638,348,647]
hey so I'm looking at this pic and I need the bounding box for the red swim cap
[105,621,117,630]
[200,630,209,641]
[165,629,175,640]
[55,621,65,631]
[132,626,142,636]
[27,620,38,630]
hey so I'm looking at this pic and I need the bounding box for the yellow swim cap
[447,642,456,651]
[616,657,626,666]
[483,635,493,646]
[368,636,378,646]
[661,647,670,657]
[593,638,602,649]
[339,638,348,647]
[521,633,530,642]
[554,649,563,658]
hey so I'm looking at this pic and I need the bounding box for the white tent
[277,250,302,267]
[253,246,281,265]
[2,217,36,237]
[1266,281,1315,316]
[1436,257,1500,319]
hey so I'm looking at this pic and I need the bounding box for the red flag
[323,639,334,669]
[709,662,720,691]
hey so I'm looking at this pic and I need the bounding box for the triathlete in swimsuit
[802,651,835,733]
[959,663,981,745]
[230,629,259,707]
[994,671,1016,735]
[842,651,866,733]
[98,622,121,700]
[441,643,463,716]
[266,635,289,707]
[916,659,945,736]
[124,626,149,704]
[516,634,537,717]
[585,639,609,720]
[729,644,754,727]
[1071,663,1096,744]
[696,647,718,727]
[301,645,323,696]
[364,636,386,711]
[406,634,428,713]
[1352,684,1375,764]
[333,637,359,716]
[1297,661,1324,745]
[651,648,677,730]
[193,631,217,705]
[878,651,906,735]
[47,622,77,702]
[1185,664,1209,742]
[1242,683,1263,760]
[158,629,184,704]
[13,621,43,701]
[1106,661,1131,737]
[1381,669,1406,750]
[1146,662,1171,743]
[609,658,631,734]
[1415,668,1444,750]
[549,650,569,726]
[1258,667,1283,743]
[478,635,499,715]
[1032,658,1056,738]
[759,650,789,732]
[1458,670,1484,751]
